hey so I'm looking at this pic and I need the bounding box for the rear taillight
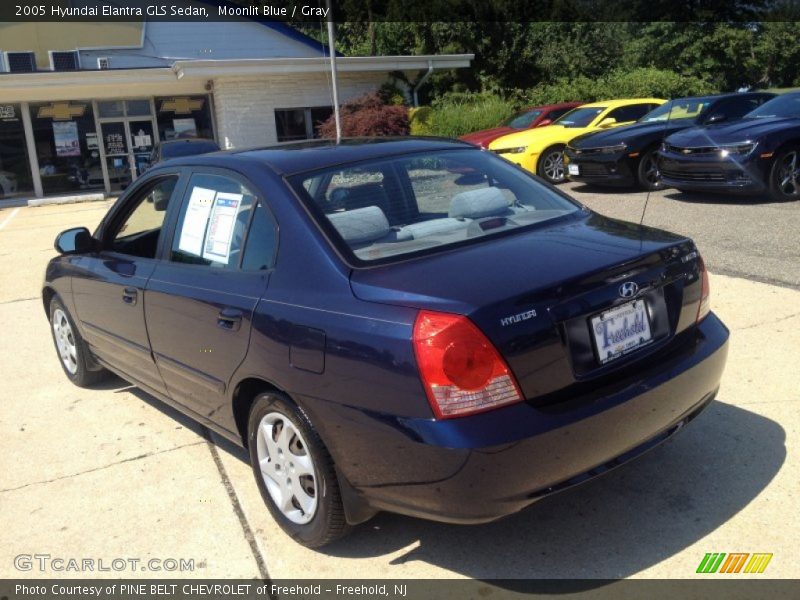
[412,310,523,419]
[696,256,711,323]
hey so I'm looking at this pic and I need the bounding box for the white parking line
[0,207,20,232]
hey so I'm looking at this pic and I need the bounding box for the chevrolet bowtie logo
[160,97,204,115]
[37,102,86,120]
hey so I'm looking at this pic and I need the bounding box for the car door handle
[217,308,243,331]
[122,287,138,305]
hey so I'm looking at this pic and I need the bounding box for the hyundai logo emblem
[619,281,639,298]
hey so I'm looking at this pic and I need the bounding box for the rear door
[72,173,184,395]
[144,169,277,418]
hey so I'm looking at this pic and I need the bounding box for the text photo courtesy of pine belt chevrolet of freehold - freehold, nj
[0,2,798,600]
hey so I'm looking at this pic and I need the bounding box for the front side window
[109,176,179,258]
[505,110,543,129]
[170,172,258,269]
[606,104,656,124]
[290,149,580,265]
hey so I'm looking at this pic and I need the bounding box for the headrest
[448,187,509,219]
[328,206,390,244]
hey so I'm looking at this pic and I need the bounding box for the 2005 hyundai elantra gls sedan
[44,138,728,547]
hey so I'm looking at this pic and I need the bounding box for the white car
[0,170,18,197]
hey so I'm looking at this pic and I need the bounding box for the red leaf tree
[318,92,410,138]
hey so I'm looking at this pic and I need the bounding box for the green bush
[424,93,518,138]
[524,68,716,105]
[409,106,434,135]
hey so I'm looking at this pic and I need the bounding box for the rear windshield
[745,93,800,119]
[162,141,220,158]
[289,149,580,265]
[554,107,605,128]
[504,109,543,129]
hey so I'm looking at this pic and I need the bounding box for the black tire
[537,145,566,184]
[247,392,350,548]
[768,147,800,202]
[636,148,665,191]
[48,295,108,387]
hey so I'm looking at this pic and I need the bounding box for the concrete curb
[26,193,108,207]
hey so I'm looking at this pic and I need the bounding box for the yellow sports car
[488,98,666,183]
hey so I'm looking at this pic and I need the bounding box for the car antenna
[639,98,673,226]
[326,0,342,144]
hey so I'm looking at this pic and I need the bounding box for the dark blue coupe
[44,138,729,547]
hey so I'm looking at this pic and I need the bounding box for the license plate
[591,299,652,364]
[568,164,580,176]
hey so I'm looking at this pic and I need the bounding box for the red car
[460,102,584,149]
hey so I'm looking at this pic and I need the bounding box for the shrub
[425,93,518,138]
[317,92,410,138]
[524,68,716,105]
[409,106,434,135]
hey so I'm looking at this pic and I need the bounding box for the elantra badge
[619,281,639,298]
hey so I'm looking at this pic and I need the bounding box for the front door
[101,121,133,192]
[71,174,183,396]
[144,170,274,418]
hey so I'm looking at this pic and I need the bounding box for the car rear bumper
[301,313,729,524]
[657,152,768,193]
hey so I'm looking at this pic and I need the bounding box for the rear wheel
[768,147,800,201]
[537,145,566,184]
[636,149,664,191]
[49,295,108,387]
[247,392,350,548]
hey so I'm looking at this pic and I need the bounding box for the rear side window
[289,149,579,265]
[170,172,257,269]
[241,201,278,270]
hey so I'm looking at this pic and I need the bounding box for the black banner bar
[2,579,800,600]
[1,0,800,23]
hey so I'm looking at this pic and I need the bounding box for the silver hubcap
[777,151,800,197]
[542,150,565,182]
[256,412,318,524]
[52,308,78,375]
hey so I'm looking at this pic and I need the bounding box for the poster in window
[177,186,216,257]
[173,118,197,139]
[202,193,242,264]
[53,121,81,157]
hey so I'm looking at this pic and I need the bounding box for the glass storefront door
[0,103,34,199]
[100,121,132,193]
[129,120,155,175]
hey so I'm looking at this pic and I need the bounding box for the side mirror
[537,118,553,127]
[706,113,727,124]
[55,227,94,255]
[598,117,617,128]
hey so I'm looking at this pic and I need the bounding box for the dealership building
[0,20,471,201]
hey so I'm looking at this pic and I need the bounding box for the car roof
[577,98,666,109]
[159,138,218,146]
[165,137,475,176]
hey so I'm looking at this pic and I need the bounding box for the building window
[50,51,79,71]
[6,52,36,73]
[155,95,214,141]
[31,101,104,196]
[0,104,34,199]
[275,107,333,142]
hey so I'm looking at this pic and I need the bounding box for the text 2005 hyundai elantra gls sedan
[44,138,728,547]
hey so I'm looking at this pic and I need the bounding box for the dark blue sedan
[43,138,729,547]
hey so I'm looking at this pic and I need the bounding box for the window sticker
[177,186,215,256]
[202,192,242,264]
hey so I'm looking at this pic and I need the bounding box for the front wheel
[537,145,566,184]
[768,147,800,201]
[636,149,665,191]
[49,295,108,387]
[247,392,350,548]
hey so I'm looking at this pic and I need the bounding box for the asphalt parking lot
[0,187,798,580]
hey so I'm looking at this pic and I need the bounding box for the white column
[20,102,43,198]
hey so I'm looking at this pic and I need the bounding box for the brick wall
[212,71,389,148]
